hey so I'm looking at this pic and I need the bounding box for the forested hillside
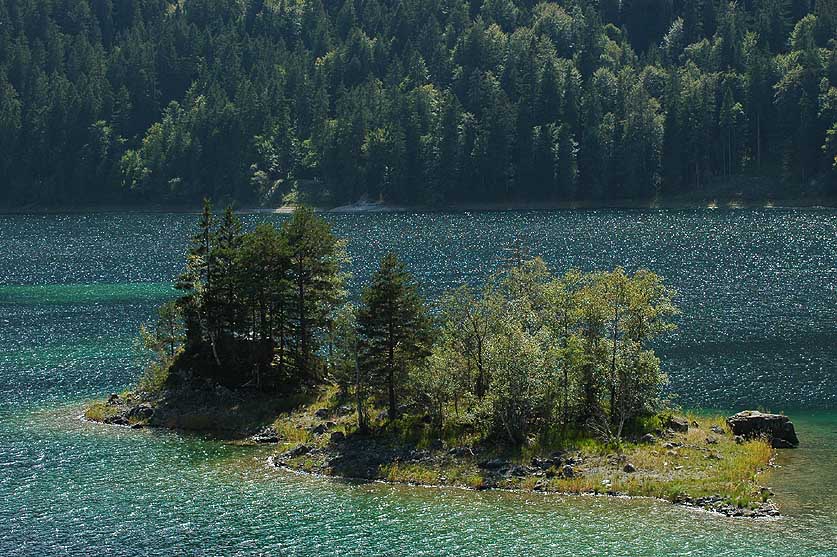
[1,0,836,207]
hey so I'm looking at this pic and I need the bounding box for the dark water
[1,210,835,555]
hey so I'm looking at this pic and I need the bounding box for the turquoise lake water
[1,210,835,555]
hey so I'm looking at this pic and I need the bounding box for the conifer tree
[176,198,214,356]
[281,206,346,379]
[358,253,431,421]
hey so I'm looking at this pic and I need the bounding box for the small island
[86,204,797,518]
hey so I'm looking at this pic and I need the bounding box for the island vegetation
[87,205,786,517]
[2,0,836,210]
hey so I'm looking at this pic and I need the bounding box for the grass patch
[84,401,121,422]
[380,462,441,485]
[531,416,774,508]
[273,419,314,445]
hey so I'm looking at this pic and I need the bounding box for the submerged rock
[676,495,779,518]
[726,411,799,448]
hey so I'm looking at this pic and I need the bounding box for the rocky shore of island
[85,387,797,519]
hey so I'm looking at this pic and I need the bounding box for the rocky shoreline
[269,455,782,519]
[85,391,796,519]
[263,431,782,519]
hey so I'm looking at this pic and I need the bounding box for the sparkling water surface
[0,210,835,555]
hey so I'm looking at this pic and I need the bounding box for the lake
[1,209,835,555]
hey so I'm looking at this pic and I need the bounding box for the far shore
[3,196,837,215]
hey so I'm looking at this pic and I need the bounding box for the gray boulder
[104,415,129,426]
[284,444,311,459]
[252,427,279,444]
[664,415,689,433]
[531,457,554,470]
[726,411,799,448]
[449,447,474,457]
[508,465,529,477]
[480,458,509,470]
[127,404,154,421]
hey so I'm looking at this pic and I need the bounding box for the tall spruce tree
[175,198,215,359]
[281,206,346,379]
[358,253,431,421]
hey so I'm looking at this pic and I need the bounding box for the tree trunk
[387,358,397,422]
[476,340,486,399]
[610,301,619,425]
[355,358,367,433]
[297,258,307,376]
[387,312,396,421]
[208,329,221,367]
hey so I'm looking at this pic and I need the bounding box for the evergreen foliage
[357,253,432,421]
[147,209,678,446]
[170,204,346,387]
[1,0,836,208]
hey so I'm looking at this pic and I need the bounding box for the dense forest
[1,0,836,207]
